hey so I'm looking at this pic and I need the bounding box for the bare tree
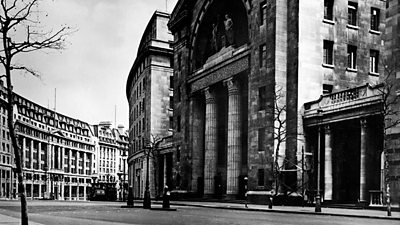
[376,58,400,216]
[272,85,305,198]
[271,85,286,195]
[0,0,73,224]
[142,134,166,208]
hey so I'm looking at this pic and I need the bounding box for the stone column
[22,137,26,167]
[47,143,51,170]
[324,125,333,201]
[69,149,72,173]
[69,185,72,201]
[360,118,368,203]
[190,96,204,193]
[30,139,34,169]
[225,78,241,196]
[38,142,42,170]
[75,151,79,174]
[60,147,64,171]
[57,146,61,170]
[203,88,218,195]
[83,152,86,175]
[60,183,64,200]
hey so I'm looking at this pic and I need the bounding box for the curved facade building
[0,81,128,201]
[126,11,174,198]
[0,81,96,200]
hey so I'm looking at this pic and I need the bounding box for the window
[347,45,357,69]
[370,50,379,73]
[169,76,174,89]
[258,128,265,152]
[176,146,181,162]
[324,0,333,21]
[169,96,174,109]
[258,86,266,110]
[259,44,267,68]
[177,85,182,102]
[348,2,358,26]
[260,1,267,25]
[169,117,173,130]
[323,84,333,94]
[323,40,333,65]
[371,8,380,31]
[177,54,182,71]
[258,169,265,186]
[176,115,181,132]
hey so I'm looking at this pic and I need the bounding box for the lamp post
[143,145,151,209]
[122,150,127,202]
[315,109,323,213]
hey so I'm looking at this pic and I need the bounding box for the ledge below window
[323,19,335,25]
[346,68,358,73]
[346,24,359,30]
[369,29,381,35]
[368,71,380,76]
[322,63,334,69]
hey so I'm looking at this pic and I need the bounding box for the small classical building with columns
[167,0,400,206]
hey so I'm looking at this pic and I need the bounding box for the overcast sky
[11,0,178,129]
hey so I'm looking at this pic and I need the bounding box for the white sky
[11,0,178,128]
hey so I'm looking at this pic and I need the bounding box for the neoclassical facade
[168,0,399,206]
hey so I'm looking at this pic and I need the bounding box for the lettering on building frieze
[191,57,248,93]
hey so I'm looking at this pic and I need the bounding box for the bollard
[162,185,170,209]
[127,186,134,207]
[268,196,273,209]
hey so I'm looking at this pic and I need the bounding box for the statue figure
[211,22,219,53]
[224,14,234,46]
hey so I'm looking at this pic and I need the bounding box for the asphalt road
[0,201,398,225]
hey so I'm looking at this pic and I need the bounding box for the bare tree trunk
[2,22,28,224]
[383,135,391,216]
[5,70,28,224]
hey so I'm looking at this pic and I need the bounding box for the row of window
[99,147,117,160]
[132,117,146,138]
[18,126,93,151]
[133,98,145,121]
[325,1,380,32]
[323,40,379,73]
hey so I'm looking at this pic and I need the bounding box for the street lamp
[315,109,323,213]
[143,145,151,209]
[122,149,127,202]
[142,136,165,209]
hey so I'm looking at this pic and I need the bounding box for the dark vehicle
[90,183,117,201]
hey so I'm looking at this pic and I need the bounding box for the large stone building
[126,11,174,198]
[2,83,97,201]
[0,81,128,201]
[167,0,399,206]
[93,122,129,200]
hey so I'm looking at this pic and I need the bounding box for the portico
[303,84,383,204]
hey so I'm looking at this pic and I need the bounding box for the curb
[169,202,400,221]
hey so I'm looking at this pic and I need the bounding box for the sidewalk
[166,200,400,221]
[0,214,42,225]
